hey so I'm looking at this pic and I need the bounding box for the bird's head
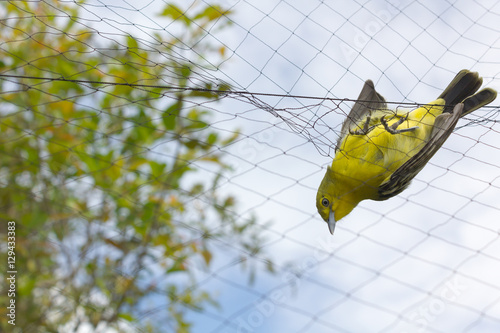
[316,166,361,234]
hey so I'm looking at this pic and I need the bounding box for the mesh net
[1,0,500,332]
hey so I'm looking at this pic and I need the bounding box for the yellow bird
[317,70,497,234]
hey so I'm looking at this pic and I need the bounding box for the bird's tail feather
[461,88,497,116]
[438,69,497,116]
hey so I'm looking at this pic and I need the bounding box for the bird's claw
[349,116,371,135]
[381,113,418,134]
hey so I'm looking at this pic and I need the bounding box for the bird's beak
[328,210,336,235]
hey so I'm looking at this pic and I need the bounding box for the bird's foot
[381,113,418,134]
[349,116,371,135]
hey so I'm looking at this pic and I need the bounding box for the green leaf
[207,132,218,145]
[201,248,212,265]
[126,35,139,49]
[150,161,167,178]
[194,5,231,21]
[218,83,231,93]
[179,64,191,79]
[185,120,208,130]
[167,259,187,274]
[118,313,135,322]
[163,99,183,130]
[160,4,190,25]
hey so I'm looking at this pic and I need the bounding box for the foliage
[0,1,272,332]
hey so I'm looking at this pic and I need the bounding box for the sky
[75,0,500,332]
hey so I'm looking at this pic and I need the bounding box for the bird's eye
[321,198,329,207]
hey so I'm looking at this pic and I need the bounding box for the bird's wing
[337,80,387,151]
[378,103,464,200]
